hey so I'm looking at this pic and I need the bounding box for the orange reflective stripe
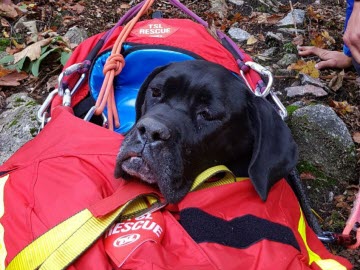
[0,175,9,270]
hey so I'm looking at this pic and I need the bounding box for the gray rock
[275,68,297,76]
[0,93,40,165]
[261,47,279,57]
[228,27,251,42]
[228,0,244,5]
[266,31,285,43]
[289,104,357,182]
[277,53,298,67]
[278,28,305,35]
[277,9,305,27]
[285,85,328,97]
[210,0,228,18]
[299,73,325,88]
[64,26,88,46]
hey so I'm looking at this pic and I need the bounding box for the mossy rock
[288,104,357,184]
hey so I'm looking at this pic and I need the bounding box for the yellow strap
[190,165,248,191]
[7,165,239,270]
[7,195,159,270]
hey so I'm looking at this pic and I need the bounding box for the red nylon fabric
[0,107,352,269]
[51,19,261,111]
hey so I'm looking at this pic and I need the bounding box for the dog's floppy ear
[135,64,170,122]
[247,96,298,201]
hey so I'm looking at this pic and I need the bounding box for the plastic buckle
[318,231,357,247]
[317,231,337,244]
[58,62,87,96]
[83,105,108,128]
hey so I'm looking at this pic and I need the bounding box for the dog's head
[115,60,298,203]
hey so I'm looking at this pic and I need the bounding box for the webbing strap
[6,195,160,270]
[7,165,236,270]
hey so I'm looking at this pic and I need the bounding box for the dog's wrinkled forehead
[147,61,241,99]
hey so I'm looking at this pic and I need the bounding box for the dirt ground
[1,0,359,267]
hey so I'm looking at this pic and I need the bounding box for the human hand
[297,46,352,69]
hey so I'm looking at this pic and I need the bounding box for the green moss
[325,210,346,232]
[286,105,299,117]
[25,100,38,107]
[15,98,25,103]
[30,127,38,137]
[0,38,10,52]
[297,161,337,187]
[8,119,18,128]
[283,42,297,54]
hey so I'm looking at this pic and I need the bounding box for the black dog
[114,60,298,203]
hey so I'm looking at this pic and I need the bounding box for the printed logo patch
[132,19,179,38]
[104,211,164,267]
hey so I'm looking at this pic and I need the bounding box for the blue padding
[89,47,195,134]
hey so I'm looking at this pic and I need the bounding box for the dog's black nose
[136,117,171,142]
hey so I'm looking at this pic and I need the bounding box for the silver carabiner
[240,61,273,97]
[239,61,287,120]
[83,106,108,127]
[269,91,288,120]
[58,63,87,96]
[37,89,58,123]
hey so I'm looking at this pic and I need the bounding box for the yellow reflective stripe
[298,208,321,264]
[0,175,9,270]
[315,259,347,270]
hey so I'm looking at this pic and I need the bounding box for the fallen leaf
[334,194,345,202]
[310,34,326,49]
[288,60,319,78]
[292,35,304,46]
[329,100,355,115]
[322,30,335,46]
[1,18,10,27]
[247,35,258,45]
[328,70,345,91]
[0,70,27,86]
[0,66,13,78]
[0,2,18,19]
[249,12,282,25]
[13,38,53,64]
[353,132,360,144]
[336,201,349,208]
[120,3,130,9]
[70,3,85,14]
[307,6,324,21]
[300,172,316,180]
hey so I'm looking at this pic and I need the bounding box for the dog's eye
[197,109,212,121]
[150,87,161,98]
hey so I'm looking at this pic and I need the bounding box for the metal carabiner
[239,61,287,120]
[37,89,58,124]
[83,105,108,127]
[58,62,88,96]
[240,61,273,97]
[269,91,288,120]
